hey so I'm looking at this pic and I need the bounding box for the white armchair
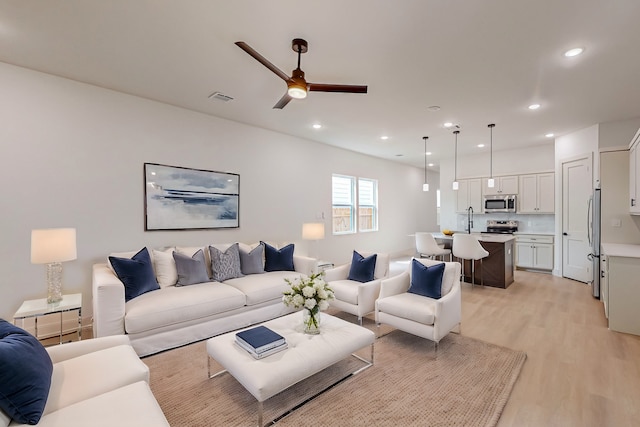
[375,258,461,350]
[324,251,390,324]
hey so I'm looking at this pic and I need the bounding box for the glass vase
[303,308,321,335]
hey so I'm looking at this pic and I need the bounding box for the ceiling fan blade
[273,93,293,109]
[308,83,368,94]
[235,41,290,82]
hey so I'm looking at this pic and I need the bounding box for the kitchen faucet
[467,206,474,233]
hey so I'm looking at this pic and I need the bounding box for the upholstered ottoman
[206,312,375,426]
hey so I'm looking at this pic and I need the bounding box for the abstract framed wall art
[144,163,240,230]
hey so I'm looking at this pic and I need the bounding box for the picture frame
[144,163,240,230]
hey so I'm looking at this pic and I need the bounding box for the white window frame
[358,177,378,232]
[331,174,378,235]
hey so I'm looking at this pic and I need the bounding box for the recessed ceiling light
[395,154,403,157]
[443,122,454,128]
[427,105,441,112]
[564,47,584,58]
[428,163,434,167]
[477,144,485,148]
[528,103,541,110]
[380,135,389,140]
[312,123,322,129]
[425,152,432,156]
[545,133,555,138]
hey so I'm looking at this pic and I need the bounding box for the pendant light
[422,136,429,192]
[452,130,460,190]
[487,123,495,188]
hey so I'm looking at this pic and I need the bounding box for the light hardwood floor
[459,270,640,427]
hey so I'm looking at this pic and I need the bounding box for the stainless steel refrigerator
[587,187,601,298]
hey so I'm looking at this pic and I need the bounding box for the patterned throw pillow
[209,243,243,282]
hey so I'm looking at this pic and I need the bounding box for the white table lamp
[31,228,77,303]
[302,222,325,260]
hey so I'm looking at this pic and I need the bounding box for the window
[332,174,378,234]
[358,178,378,232]
[332,175,356,234]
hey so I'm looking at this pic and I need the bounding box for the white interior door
[562,155,592,282]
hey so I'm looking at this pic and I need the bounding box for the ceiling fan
[235,38,368,109]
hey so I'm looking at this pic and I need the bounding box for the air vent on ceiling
[208,92,234,102]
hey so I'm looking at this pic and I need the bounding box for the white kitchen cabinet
[518,173,554,214]
[456,179,483,213]
[600,243,640,336]
[482,175,518,196]
[629,128,640,214]
[515,234,554,271]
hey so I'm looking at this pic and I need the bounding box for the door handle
[563,232,568,236]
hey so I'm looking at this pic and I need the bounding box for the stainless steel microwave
[484,194,517,213]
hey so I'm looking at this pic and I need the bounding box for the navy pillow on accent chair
[109,247,160,302]
[262,242,295,272]
[0,319,53,425]
[408,259,445,299]
[347,251,378,283]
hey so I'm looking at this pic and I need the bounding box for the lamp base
[46,262,63,304]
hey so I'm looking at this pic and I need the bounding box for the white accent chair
[416,232,452,261]
[323,252,390,325]
[375,258,461,350]
[0,335,169,427]
[452,234,489,287]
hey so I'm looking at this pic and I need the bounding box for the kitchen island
[432,233,515,289]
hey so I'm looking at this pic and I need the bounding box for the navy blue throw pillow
[408,259,445,299]
[109,247,160,302]
[348,251,377,283]
[262,242,295,272]
[0,319,53,425]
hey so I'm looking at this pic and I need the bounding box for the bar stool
[452,234,489,287]
[415,232,452,261]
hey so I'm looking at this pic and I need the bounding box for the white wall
[0,62,433,321]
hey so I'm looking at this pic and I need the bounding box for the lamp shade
[302,223,325,240]
[31,228,77,264]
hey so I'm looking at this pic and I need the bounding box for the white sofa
[93,243,316,356]
[0,335,169,427]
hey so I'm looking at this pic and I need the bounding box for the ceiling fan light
[287,84,307,99]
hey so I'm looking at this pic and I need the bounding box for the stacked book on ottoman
[235,325,288,359]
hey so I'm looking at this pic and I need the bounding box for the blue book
[235,326,286,353]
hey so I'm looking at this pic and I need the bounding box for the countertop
[513,231,555,236]
[432,232,515,243]
[601,243,640,258]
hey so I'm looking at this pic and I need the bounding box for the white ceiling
[2,1,640,169]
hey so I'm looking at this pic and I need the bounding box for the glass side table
[13,293,82,346]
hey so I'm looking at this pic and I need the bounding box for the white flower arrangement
[283,271,334,331]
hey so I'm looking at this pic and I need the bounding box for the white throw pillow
[152,248,177,288]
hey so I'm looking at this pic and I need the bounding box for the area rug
[144,326,526,427]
